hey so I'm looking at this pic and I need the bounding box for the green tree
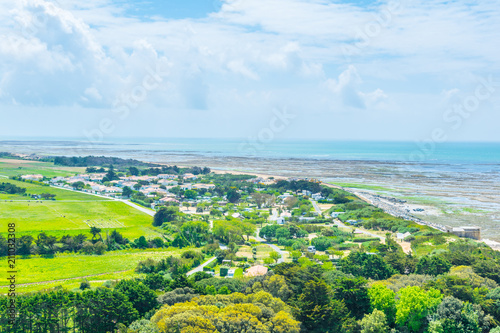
[368,284,396,325]
[340,252,396,280]
[395,286,442,332]
[294,280,350,333]
[416,255,452,276]
[359,309,389,333]
[129,166,140,176]
[269,250,282,263]
[115,279,158,316]
[226,188,241,203]
[71,181,85,190]
[153,206,179,226]
[122,186,133,197]
[333,276,371,319]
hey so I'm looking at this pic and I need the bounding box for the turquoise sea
[1,138,499,241]
[1,138,499,165]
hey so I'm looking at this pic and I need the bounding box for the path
[255,229,284,263]
[311,200,322,215]
[187,257,217,276]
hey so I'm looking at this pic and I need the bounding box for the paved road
[187,257,217,276]
[311,200,322,215]
[255,229,285,263]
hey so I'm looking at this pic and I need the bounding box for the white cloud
[0,0,498,140]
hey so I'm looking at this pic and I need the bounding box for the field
[0,200,158,239]
[0,158,84,178]
[0,178,106,201]
[0,177,159,239]
[0,248,195,293]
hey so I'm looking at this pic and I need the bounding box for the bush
[220,267,229,277]
[80,280,91,290]
[353,237,380,243]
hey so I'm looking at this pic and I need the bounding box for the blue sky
[0,0,499,142]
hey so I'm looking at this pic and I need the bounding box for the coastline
[207,166,500,251]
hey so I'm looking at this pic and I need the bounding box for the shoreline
[207,166,500,251]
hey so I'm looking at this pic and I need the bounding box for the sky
[0,0,499,142]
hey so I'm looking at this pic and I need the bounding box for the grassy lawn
[0,159,84,178]
[0,248,192,289]
[15,270,138,293]
[0,178,107,201]
[0,199,159,239]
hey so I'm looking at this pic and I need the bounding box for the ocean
[1,138,499,241]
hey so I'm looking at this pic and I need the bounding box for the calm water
[1,137,499,165]
[1,138,499,241]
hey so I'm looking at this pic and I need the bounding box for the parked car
[307,246,316,254]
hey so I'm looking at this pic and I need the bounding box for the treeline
[53,155,158,167]
[0,229,171,257]
[0,182,26,195]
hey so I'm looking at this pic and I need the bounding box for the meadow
[0,158,84,178]
[0,248,197,292]
[0,176,159,239]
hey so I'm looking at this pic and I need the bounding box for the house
[331,212,345,218]
[183,173,197,180]
[50,176,65,184]
[21,174,44,181]
[311,193,323,200]
[159,197,179,204]
[301,190,312,196]
[396,232,412,242]
[158,174,177,179]
[277,217,285,225]
[245,265,268,277]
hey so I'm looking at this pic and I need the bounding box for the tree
[291,250,302,261]
[181,220,209,245]
[104,164,119,181]
[153,206,179,226]
[395,286,442,332]
[90,226,102,242]
[129,166,140,176]
[122,186,133,197]
[269,250,282,263]
[17,235,33,255]
[226,189,241,203]
[340,252,396,280]
[368,284,396,325]
[359,309,389,333]
[333,276,371,319]
[416,255,452,276]
[41,193,56,200]
[93,241,107,254]
[75,288,139,332]
[284,196,298,210]
[294,280,350,333]
[115,279,158,316]
[71,181,85,190]
[184,189,197,199]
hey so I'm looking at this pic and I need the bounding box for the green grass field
[0,178,106,201]
[0,248,195,292]
[0,177,160,239]
[0,200,159,239]
[0,159,84,178]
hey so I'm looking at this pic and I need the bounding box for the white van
[307,246,316,253]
